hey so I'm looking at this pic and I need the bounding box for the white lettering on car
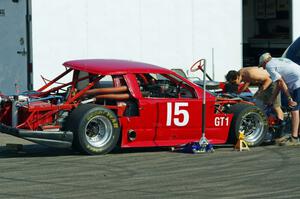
[166,102,189,127]
[214,116,229,126]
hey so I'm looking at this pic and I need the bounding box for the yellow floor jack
[234,131,250,151]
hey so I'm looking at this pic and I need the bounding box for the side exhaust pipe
[0,123,73,148]
[128,129,136,141]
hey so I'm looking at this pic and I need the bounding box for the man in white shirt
[259,52,300,145]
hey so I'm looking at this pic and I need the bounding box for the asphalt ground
[0,134,300,199]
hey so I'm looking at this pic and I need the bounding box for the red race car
[0,59,268,154]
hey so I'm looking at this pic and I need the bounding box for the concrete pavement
[0,134,300,199]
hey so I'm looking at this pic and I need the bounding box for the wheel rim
[239,112,265,143]
[84,115,113,148]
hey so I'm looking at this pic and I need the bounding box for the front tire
[228,103,268,146]
[67,104,120,155]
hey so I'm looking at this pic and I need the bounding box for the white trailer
[1,0,297,94]
[0,0,30,94]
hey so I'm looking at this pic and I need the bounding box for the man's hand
[288,99,297,108]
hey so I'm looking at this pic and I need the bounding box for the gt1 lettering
[166,102,189,127]
[214,117,229,126]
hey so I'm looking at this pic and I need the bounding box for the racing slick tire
[228,103,268,146]
[66,104,120,155]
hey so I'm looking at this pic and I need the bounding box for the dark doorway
[242,0,292,66]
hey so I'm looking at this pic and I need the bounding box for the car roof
[63,59,172,75]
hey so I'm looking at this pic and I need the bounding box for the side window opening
[84,75,122,105]
[112,75,139,116]
[76,71,90,90]
[79,74,139,117]
[136,73,197,99]
[98,75,114,88]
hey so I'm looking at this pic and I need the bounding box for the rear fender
[206,113,233,144]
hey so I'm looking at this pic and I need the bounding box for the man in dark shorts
[259,52,300,146]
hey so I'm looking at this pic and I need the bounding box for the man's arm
[238,82,250,93]
[269,78,297,107]
[264,67,297,106]
[253,77,272,97]
[260,77,272,91]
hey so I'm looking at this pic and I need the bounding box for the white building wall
[31,0,242,88]
[293,0,300,40]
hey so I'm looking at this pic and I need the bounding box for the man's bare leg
[298,111,300,137]
[274,106,284,120]
[291,110,299,137]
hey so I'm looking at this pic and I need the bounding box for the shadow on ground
[0,142,238,158]
[0,144,178,158]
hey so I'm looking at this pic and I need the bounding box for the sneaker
[275,134,290,145]
[279,137,300,146]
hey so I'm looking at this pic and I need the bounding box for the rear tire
[67,104,120,155]
[228,103,268,146]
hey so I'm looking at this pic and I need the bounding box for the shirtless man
[225,67,284,120]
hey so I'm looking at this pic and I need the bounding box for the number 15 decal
[166,102,189,126]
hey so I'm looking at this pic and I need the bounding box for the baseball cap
[259,52,271,66]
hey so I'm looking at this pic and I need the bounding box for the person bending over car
[259,52,300,146]
[225,67,284,121]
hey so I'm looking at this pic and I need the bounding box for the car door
[121,73,203,147]
[154,98,202,146]
[136,73,202,146]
